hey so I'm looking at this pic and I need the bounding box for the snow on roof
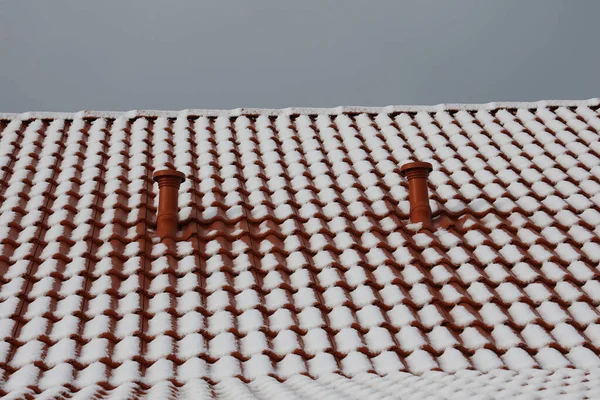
[0,99,599,398]
[0,98,598,120]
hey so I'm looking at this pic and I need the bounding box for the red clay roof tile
[0,100,600,397]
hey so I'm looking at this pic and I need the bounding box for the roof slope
[0,99,600,398]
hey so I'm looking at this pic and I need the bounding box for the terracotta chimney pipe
[153,169,186,240]
[400,161,433,229]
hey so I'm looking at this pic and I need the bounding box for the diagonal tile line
[8,119,70,346]
[0,120,26,199]
[139,117,155,378]
[71,118,114,374]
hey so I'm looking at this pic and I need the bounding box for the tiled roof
[0,99,599,399]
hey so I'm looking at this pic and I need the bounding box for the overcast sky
[0,1,598,112]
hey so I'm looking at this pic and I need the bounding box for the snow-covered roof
[0,99,599,398]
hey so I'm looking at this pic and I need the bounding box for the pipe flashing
[153,169,186,241]
[400,161,433,229]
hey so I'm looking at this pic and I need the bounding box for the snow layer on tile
[1,101,600,396]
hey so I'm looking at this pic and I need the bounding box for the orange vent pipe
[399,161,433,229]
[153,169,186,240]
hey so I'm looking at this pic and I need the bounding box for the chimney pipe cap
[153,169,186,183]
[399,161,433,176]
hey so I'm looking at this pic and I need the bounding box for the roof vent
[153,169,186,241]
[400,161,433,229]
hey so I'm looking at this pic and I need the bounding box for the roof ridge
[1,98,598,120]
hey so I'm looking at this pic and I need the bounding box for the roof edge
[1,98,598,120]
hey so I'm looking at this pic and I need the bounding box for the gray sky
[0,1,598,112]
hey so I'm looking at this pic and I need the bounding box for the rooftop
[1,99,600,398]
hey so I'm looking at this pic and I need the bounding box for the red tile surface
[0,100,599,398]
